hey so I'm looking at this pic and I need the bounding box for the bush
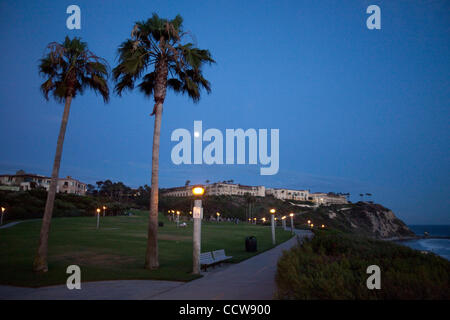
[275,230,450,299]
[0,190,129,222]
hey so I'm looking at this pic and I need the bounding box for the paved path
[0,229,312,300]
[150,229,312,300]
[0,219,41,229]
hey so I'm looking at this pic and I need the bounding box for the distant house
[57,176,87,195]
[0,170,87,195]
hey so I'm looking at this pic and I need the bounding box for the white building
[308,192,348,205]
[265,188,310,201]
[0,171,86,195]
[162,182,265,198]
[160,181,348,206]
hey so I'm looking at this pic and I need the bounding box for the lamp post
[289,213,294,234]
[216,212,220,222]
[270,208,276,245]
[192,186,205,275]
[176,211,180,227]
[96,208,101,229]
[253,217,257,225]
[281,216,286,229]
[1,207,5,225]
[102,205,107,217]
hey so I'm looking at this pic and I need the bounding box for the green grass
[0,210,292,287]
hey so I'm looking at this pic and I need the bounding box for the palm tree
[33,36,109,272]
[113,13,214,269]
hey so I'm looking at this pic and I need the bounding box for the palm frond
[38,36,110,103]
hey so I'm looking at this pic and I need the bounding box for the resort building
[265,188,310,201]
[207,183,265,197]
[161,181,348,206]
[0,170,87,195]
[308,192,348,205]
[162,182,265,198]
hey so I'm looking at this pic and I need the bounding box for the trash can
[245,236,257,252]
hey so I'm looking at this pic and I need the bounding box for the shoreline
[383,235,450,242]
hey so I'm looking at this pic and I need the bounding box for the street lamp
[321,224,325,229]
[96,208,101,229]
[270,208,276,245]
[192,185,205,275]
[289,213,294,234]
[1,207,5,225]
[281,216,287,229]
[253,217,257,225]
[310,223,314,228]
[216,212,220,222]
[307,219,311,225]
[102,205,107,217]
[176,211,180,227]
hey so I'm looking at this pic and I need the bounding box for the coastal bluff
[307,202,416,239]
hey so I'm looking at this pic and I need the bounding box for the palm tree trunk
[33,95,72,272]
[145,101,163,269]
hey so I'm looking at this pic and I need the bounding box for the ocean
[397,225,450,261]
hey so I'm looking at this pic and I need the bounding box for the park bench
[200,252,216,271]
[212,249,233,263]
[200,250,233,271]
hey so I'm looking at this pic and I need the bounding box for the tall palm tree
[33,36,109,272]
[113,13,214,269]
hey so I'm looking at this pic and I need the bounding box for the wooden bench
[212,249,233,263]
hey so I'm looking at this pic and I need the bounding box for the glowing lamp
[192,186,205,196]
[270,208,276,214]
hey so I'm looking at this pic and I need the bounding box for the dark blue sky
[0,0,449,224]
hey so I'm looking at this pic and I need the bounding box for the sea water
[397,225,450,261]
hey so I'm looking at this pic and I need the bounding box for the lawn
[0,210,293,287]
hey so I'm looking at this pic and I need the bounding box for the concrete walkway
[150,229,312,300]
[0,229,312,300]
[0,219,40,229]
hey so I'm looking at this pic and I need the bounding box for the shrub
[275,230,450,299]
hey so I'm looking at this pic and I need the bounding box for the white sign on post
[193,207,203,219]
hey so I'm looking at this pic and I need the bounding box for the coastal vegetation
[275,230,450,299]
[0,190,128,222]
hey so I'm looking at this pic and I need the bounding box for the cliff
[299,202,416,239]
